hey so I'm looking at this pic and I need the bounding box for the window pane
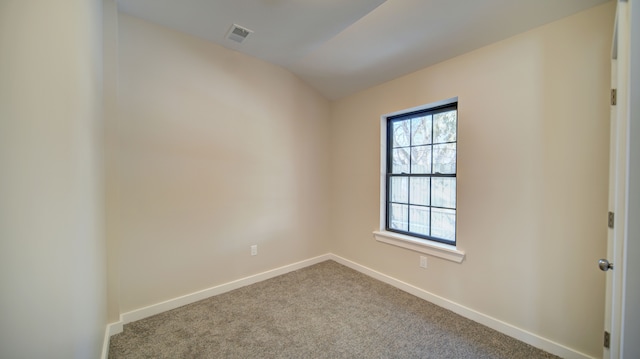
[386,103,457,243]
[390,177,408,203]
[389,203,408,231]
[410,146,431,174]
[409,177,430,206]
[392,148,410,173]
[433,110,457,143]
[431,178,456,208]
[409,206,430,236]
[431,208,456,241]
[432,143,456,174]
[392,120,410,148]
[411,115,432,146]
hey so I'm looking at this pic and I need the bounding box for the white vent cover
[226,24,253,43]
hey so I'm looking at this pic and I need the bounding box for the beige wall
[104,0,121,323]
[329,2,615,357]
[115,15,331,312]
[0,0,107,358]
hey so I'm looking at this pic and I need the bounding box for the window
[385,101,457,245]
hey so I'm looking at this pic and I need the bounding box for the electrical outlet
[419,255,427,268]
[251,245,257,256]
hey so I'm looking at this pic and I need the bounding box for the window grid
[385,104,457,245]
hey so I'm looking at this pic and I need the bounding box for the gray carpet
[109,260,560,358]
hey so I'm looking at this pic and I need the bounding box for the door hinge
[608,211,615,229]
[604,331,610,349]
[611,89,617,105]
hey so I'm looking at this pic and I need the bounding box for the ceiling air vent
[226,24,253,43]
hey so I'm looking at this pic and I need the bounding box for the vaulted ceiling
[117,0,610,100]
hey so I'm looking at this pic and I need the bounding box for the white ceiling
[117,0,610,100]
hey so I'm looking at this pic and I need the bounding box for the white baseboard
[101,326,110,359]
[107,320,123,336]
[102,252,595,359]
[105,254,332,338]
[328,254,596,359]
[102,319,123,359]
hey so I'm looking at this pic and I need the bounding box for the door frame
[605,1,630,358]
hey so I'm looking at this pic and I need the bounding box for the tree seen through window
[386,104,457,244]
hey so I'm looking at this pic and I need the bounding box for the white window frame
[373,97,465,263]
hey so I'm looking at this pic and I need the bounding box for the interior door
[603,1,629,358]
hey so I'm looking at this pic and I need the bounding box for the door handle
[598,259,614,271]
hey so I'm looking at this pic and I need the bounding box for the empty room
[2,0,639,358]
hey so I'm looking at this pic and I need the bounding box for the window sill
[373,230,465,263]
